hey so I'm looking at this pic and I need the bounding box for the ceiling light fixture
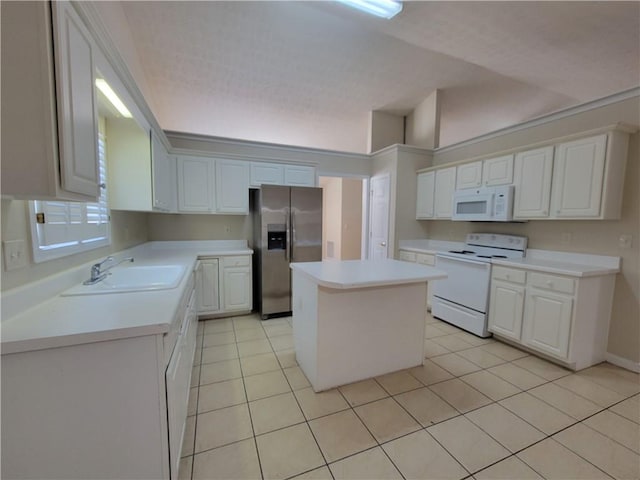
[337,0,403,19]
[95,78,132,118]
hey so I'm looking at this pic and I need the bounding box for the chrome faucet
[83,256,134,285]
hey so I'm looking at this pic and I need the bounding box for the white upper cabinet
[456,161,482,189]
[250,162,284,187]
[52,1,99,198]
[482,154,514,186]
[416,171,435,219]
[513,146,554,219]
[550,134,607,218]
[434,167,457,218]
[284,165,316,186]
[215,160,250,214]
[1,1,99,201]
[177,156,215,213]
[151,132,174,212]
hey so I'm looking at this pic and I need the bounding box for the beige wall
[1,200,149,291]
[368,111,404,154]
[319,177,343,259]
[147,213,251,242]
[340,178,363,260]
[406,90,441,149]
[424,96,640,364]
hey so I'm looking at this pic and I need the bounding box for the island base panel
[292,272,427,392]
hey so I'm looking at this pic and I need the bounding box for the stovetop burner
[477,254,508,259]
[448,250,476,254]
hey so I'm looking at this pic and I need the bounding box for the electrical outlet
[619,234,633,249]
[224,225,231,234]
[3,239,27,271]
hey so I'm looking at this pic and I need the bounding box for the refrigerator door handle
[285,207,291,262]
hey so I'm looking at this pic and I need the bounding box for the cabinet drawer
[223,255,251,267]
[398,251,417,262]
[492,266,526,284]
[416,253,435,266]
[528,272,575,295]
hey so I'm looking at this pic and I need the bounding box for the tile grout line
[233,318,266,480]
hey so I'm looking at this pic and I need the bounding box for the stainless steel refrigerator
[251,185,322,319]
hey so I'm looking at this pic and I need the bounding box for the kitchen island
[290,259,447,392]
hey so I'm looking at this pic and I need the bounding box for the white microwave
[452,185,514,221]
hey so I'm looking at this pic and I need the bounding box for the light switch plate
[3,239,28,271]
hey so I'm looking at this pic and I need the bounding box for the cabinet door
[551,134,607,218]
[177,156,215,212]
[522,288,573,359]
[216,160,249,214]
[285,165,316,186]
[456,161,482,189]
[250,162,284,187]
[416,171,435,219]
[52,1,99,198]
[222,267,252,311]
[488,280,525,341]
[482,154,514,186]
[151,132,172,212]
[513,146,554,218]
[434,167,457,218]
[196,259,220,314]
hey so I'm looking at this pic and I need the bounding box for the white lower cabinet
[196,259,220,314]
[196,255,252,317]
[1,276,197,480]
[488,265,614,370]
[488,279,525,341]
[522,287,573,358]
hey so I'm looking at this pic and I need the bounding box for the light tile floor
[180,312,640,480]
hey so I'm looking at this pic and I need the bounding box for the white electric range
[432,233,527,337]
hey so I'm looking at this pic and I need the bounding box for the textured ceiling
[118,1,640,153]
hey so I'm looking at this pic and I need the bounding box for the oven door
[433,254,491,313]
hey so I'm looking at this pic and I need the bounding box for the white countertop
[1,241,252,355]
[290,259,447,289]
[399,239,620,278]
[492,249,620,277]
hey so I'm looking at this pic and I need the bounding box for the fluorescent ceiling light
[337,0,403,19]
[95,79,132,118]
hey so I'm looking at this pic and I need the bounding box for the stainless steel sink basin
[62,265,186,296]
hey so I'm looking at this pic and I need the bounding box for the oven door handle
[436,255,491,267]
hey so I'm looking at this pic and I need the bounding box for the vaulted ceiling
[117,1,640,153]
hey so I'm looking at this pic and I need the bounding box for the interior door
[369,174,390,260]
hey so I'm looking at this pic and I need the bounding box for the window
[29,125,110,263]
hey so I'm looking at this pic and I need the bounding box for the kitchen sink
[62,265,186,296]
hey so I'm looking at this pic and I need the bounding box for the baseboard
[605,352,640,373]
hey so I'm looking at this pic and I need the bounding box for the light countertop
[492,250,620,277]
[399,239,620,278]
[290,259,447,289]
[1,241,252,355]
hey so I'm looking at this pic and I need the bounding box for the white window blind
[30,129,111,263]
